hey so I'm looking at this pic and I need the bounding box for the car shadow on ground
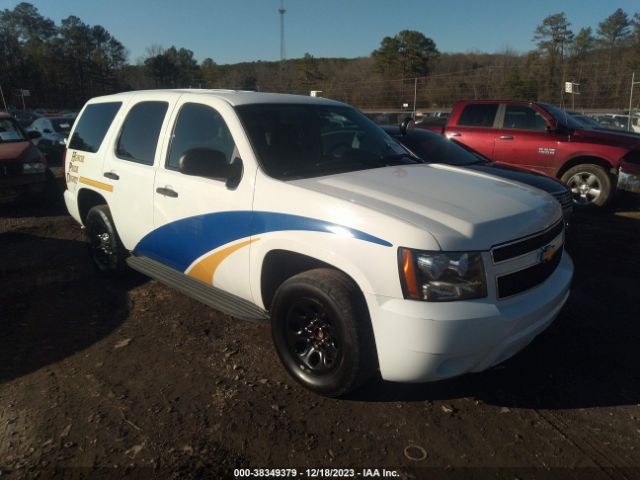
[351,209,640,410]
[0,170,67,219]
[0,232,146,384]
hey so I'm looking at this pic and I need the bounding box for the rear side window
[69,102,121,153]
[116,101,168,165]
[458,104,498,127]
[503,105,547,131]
[166,103,236,170]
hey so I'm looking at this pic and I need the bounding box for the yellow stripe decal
[187,238,259,285]
[79,176,113,192]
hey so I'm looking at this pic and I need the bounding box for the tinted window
[69,102,121,153]
[116,102,168,165]
[51,118,73,133]
[458,104,498,127]
[503,105,548,130]
[167,103,236,170]
[236,104,414,179]
[398,129,486,166]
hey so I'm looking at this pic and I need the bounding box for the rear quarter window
[69,102,121,153]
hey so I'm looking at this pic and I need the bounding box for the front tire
[561,164,613,208]
[270,268,376,397]
[85,205,128,275]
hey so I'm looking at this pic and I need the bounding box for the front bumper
[366,252,573,383]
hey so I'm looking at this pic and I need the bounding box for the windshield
[51,118,73,133]
[572,115,603,129]
[236,104,417,180]
[0,118,28,143]
[397,128,487,165]
[538,103,584,130]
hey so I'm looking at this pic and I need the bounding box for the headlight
[399,248,487,301]
[22,162,46,174]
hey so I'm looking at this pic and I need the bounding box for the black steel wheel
[271,268,376,397]
[85,205,127,275]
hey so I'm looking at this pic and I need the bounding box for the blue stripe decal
[134,211,391,272]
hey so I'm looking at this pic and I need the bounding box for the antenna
[279,0,286,62]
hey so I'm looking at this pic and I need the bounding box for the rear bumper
[366,252,573,383]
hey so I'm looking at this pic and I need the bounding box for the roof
[87,89,345,108]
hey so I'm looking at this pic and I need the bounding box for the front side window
[68,102,121,153]
[236,104,415,179]
[0,118,27,142]
[116,101,168,165]
[167,103,236,170]
[51,118,73,134]
[503,105,548,131]
[458,104,498,127]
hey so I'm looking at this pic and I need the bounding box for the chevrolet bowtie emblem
[540,243,558,263]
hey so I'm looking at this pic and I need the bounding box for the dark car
[383,123,573,222]
[0,112,51,202]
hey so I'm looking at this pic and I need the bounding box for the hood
[0,141,42,163]
[291,164,561,251]
[466,163,567,194]
[571,128,640,148]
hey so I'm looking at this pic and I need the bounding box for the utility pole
[412,78,417,120]
[278,0,286,86]
[279,0,286,62]
[628,72,640,132]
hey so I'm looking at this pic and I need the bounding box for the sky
[1,0,638,65]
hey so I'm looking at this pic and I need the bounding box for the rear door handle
[156,187,178,198]
[103,171,119,180]
[499,135,514,140]
[447,132,461,138]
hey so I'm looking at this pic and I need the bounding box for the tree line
[1,3,639,111]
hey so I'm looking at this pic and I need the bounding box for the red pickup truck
[420,100,640,207]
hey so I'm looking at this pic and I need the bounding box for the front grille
[553,189,573,215]
[0,161,23,178]
[497,245,563,298]
[492,220,564,263]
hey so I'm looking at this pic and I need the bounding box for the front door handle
[156,187,178,198]
[103,171,119,180]
[499,135,514,140]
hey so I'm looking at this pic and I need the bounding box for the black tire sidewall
[561,164,612,208]
[271,273,365,396]
[85,205,126,274]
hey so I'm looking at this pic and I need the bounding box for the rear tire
[85,205,128,275]
[270,268,376,397]
[561,164,613,208]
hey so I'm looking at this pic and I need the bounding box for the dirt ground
[1,169,639,479]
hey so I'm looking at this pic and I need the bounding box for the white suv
[64,90,573,396]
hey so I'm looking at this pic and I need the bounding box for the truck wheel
[561,164,612,208]
[270,268,376,397]
[85,205,128,275]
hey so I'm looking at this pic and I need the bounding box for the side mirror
[179,148,243,188]
[546,121,557,132]
[27,130,42,140]
[400,117,415,136]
